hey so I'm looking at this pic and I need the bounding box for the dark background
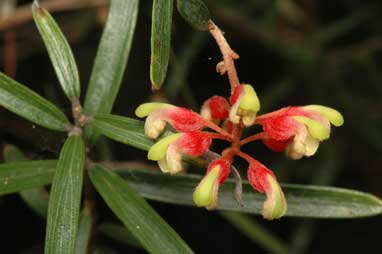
[0,0,381,253]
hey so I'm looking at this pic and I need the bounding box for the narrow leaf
[75,206,93,254]
[0,160,56,195]
[45,135,85,254]
[0,72,69,131]
[98,223,142,249]
[89,164,193,254]
[177,0,211,31]
[84,0,138,116]
[117,168,382,218]
[32,1,80,99]
[3,144,49,217]
[90,114,154,151]
[150,0,173,89]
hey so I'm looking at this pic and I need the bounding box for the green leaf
[75,206,93,254]
[32,1,80,99]
[0,72,69,131]
[150,0,173,89]
[90,114,154,151]
[177,0,211,31]
[0,160,56,195]
[89,164,193,254]
[98,223,142,249]
[45,135,85,254]
[3,144,49,217]
[84,0,138,116]
[117,168,382,218]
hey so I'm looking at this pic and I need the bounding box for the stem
[255,107,289,123]
[236,150,258,165]
[83,160,97,254]
[240,132,268,146]
[202,119,234,139]
[204,132,233,142]
[71,97,92,128]
[208,20,240,92]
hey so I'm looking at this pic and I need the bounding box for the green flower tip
[263,174,287,220]
[135,102,173,118]
[193,166,220,210]
[294,116,330,141]
[240,84,260,112]
[305,105,344,127]
[147,133,182,161]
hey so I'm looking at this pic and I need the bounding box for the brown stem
[71,97,92,128]
[208,20,240,92]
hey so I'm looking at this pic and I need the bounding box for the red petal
[177,132,212,156]
[207,159,231,184]
[262,138,290,152]
[262,116,297,141]
[209,96,230,119]
[230,85,244,105]
[247,162,275,193]
[165,107,205,132]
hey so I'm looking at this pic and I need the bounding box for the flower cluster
[136,85,343,220]
[136,21,343,220]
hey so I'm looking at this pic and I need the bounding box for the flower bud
[148,132,212,174]
[193,166,220,209]
[136,102,206,139]
[229,84,260,126]
[200,96,230,122]
[193,159,230,210]
[248,163,287,220]
[257,105,344,159]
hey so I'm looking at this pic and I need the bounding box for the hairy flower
[200,96,230,122]
[136,102,206,139]
[247,162,287,220]
[257,105,344,159]
[147,132,212,174]
[229,84,260,126]
[193,159,231,209]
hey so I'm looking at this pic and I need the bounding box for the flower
[247,161,287,220]
[147,132,212,174]
[193,158,231,209]
[229,84,260,126]
[257,105,344,159]
[135,102,206,139]
[200,96,230,122]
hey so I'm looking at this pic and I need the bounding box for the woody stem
[208,20,240,93]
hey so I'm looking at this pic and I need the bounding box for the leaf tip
[32,0,44,15]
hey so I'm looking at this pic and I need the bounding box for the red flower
[229,84,260,126]
[256,105,344,159]
[201,96,230,122]
[193,158,231,209]
[136,102,207,139]
[147,132,212,174]
[247,161,287,220]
